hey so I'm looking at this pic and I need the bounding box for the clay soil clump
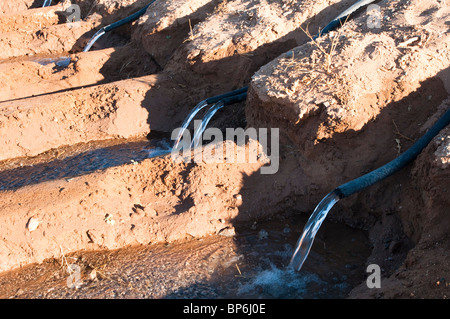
[0,0,448,299]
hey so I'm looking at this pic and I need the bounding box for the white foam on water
[237,264,324,298]
[289,191,340,271]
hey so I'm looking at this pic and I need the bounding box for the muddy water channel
[0,138,371,298]
[0,213,370,299]
[0,137,169,190]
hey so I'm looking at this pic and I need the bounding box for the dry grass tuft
[277,19,350,101]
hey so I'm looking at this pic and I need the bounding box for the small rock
[218,227,236,237]
[104,214,115,225]
[147,208,158,216]
[389,241,402,253]
[88,269,97,281]
[26,217,40,232]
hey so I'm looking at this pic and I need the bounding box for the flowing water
[191,101,225,148]
[0,100,368,298]
[173,100,208,149]
[0,133,370,298]
[0,215,370,298]
[289,191,341,272]
[83,29,106,52]
[0,96,232,191]
[0,137,171,190]
[31,56,71,68]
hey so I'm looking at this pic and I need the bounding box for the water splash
[173,100,208,149]
[289,191,340,272]
[237,263,324,298]
[191,101,225,148]
[83,29,106,52]
[147,139,173,158]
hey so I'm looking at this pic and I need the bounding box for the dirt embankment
[0,0,448,299]
[247,0,449,298]
[0,0,37,15]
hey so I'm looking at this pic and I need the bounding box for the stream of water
[0,138,167,190]
[0,96,363,297]
[0,215,370,298]
[31,56,71,68]
[289,191,341,272]
[83,29,106,52]
[173,100,208,149]
[191,101,225,148]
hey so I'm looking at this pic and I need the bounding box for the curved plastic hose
[219,92,248,106]
[335,108,450,198]
[315,0,377,39]
[205,86,249,104]
[102,0,156,33]
[290,108,450,272]
[42,0,51,7]
[83,0,156,51]
[174,90,248,148]
[191,93,247,148]
[209,0,377,104]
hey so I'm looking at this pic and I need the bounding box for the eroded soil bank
[0,0,448,299]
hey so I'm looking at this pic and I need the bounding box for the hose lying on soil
[335,108,450,198]
[83,0,156,51]
[206,0,378,105]
[205,87,249,104]
[289,107,450,271]
[315,0,377,39]
[102,0,156,33]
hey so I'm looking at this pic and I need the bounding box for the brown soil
[0,0,448,299]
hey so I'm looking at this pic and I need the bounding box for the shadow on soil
[161,67,449,298]
[2,1,448,298]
